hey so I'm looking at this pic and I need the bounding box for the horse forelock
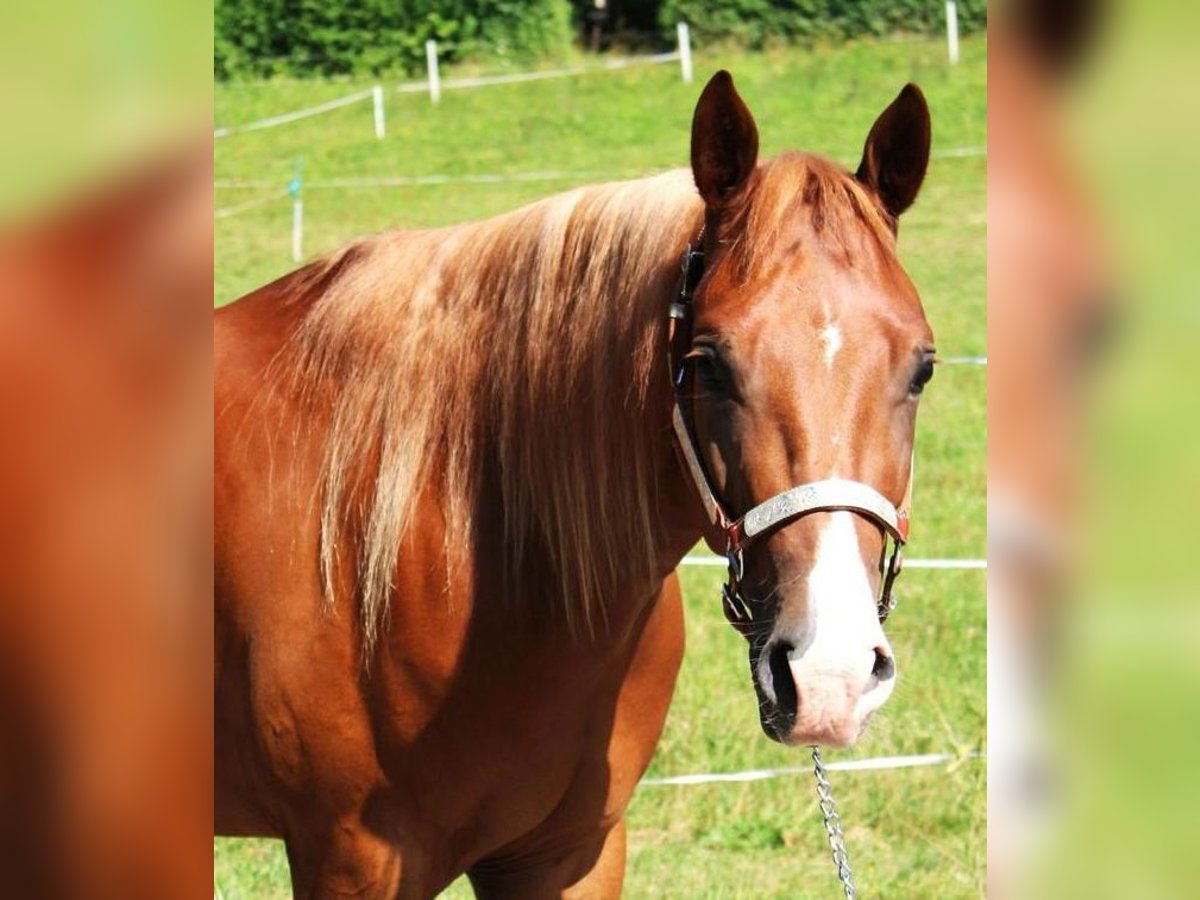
[730,153,897,281]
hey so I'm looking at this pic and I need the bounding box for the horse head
[679,72,934,746]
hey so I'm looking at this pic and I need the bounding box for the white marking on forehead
[819,324,843,369]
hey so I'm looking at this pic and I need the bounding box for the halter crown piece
[667,241,911,628]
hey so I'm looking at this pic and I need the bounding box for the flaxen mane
[283,154,894,659]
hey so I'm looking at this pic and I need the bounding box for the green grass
[215,34,985,898]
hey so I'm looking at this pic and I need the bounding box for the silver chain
[812,747,857,898]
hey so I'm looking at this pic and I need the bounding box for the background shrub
[215,0,573,80]
[215,0,986,81]
[658,0,986,49]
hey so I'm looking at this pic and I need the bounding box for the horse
[215,71,934,897]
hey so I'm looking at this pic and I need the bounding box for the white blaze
[789,510,894,743]
[819,324,843,369]
[756,511,876,702]
[754,510,893,732]
[805,511,875,639]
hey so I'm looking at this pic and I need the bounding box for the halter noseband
[667,242,910,630]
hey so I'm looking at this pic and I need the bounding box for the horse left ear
[856,84,932,223]
[691,70,760,210]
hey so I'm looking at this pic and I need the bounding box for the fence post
[426,40,441,104]
[372,84,385,138]
[288,163,303,262]
[677,22,693,84]
[945,2,960,65]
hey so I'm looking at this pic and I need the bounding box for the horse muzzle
[754,633,897,747]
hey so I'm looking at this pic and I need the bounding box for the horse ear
[691,70,759,209]
[856,84,932,223]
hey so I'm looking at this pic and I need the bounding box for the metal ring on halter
[722,583,752,625]
[877,534,904,621]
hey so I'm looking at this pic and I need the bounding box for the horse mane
[281,154,892,659]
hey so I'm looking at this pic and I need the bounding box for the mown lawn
[215,34,985,898]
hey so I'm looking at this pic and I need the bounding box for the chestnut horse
[215,73,934,897]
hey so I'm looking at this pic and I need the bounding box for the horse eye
[692,346,731,395]
[910,356,935,395]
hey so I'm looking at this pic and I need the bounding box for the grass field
[215,34,986,898]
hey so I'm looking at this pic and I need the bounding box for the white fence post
[945,2,960,65]
[292,197,303,261]
[677,22,693,84]
[372,84,385,138]
[426,39,441,104]
[289,166,304,262]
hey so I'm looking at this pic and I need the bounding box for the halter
[667,242,911,629]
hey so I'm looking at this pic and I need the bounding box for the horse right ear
[691,70,759,209]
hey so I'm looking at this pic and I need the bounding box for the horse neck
[570,206,707,587]
[468,181,707,624]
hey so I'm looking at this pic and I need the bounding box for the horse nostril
[871,647,896,682]
[767,641,798,714]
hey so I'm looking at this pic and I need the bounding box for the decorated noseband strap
[742,479,908,544]
[667,241,911,629]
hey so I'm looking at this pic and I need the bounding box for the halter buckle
[681,245,704,297]
[721,544,752,626]
[726,545,744,583]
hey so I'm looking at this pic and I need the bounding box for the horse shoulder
[215,273,378,836]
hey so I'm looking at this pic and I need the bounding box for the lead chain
[812,747,857,899]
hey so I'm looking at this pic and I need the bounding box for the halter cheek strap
[667,243,912,629]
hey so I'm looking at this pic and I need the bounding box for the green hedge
[215,0,985,81]
[215,0,573,80]
[659,0,986,48]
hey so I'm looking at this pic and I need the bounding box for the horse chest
[364,593,683,870]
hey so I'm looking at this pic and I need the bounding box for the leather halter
[667,243,910,630]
